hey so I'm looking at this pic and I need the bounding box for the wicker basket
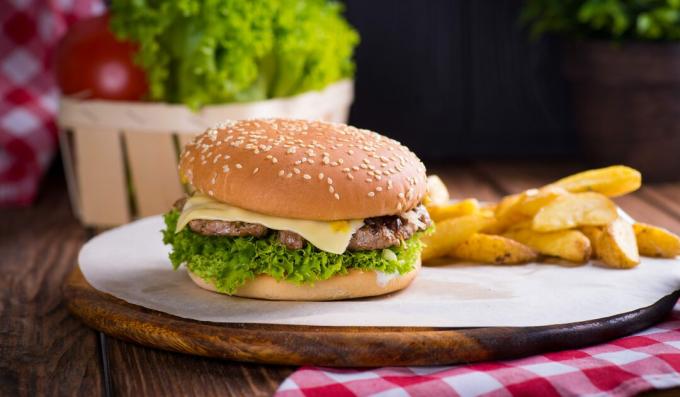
[58,80,353,227]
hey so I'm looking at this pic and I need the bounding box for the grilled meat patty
[174,198,431,251]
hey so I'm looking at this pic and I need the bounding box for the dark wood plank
[107,339,293,397]
[639,184,680,220]
[344,0,575,160]
[0,167,103,396]
[64,266,680,367]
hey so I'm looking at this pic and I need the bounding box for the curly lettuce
[110,0,359,108]
[162,210,425,294]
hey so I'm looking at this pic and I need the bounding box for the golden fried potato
[487,193,528,234]
[596,218,640,268]
[634,223,680,258]
[580,226,604,258]
[422,213,494,262]
[451,233,538,264]
[503,228,592,263]
[426,175,450,205]
[547,165,641,197]
[427,198,480,222]
[517,186,568,216]
[532,192,618,232]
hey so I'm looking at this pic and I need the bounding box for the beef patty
[174,198,431,251]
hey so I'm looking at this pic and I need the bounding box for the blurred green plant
[110,0,359,109]
[521,0,680,41]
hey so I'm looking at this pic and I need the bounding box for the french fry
[634,223,680,258]
[580,226,604,258]
[422,213,494,262]
[503,228,592,263]
[451,233,538,264]
[532,192,618,232]
[426,175,450,205]
[596,218,640,268]
[487,194,528,234]
[427,198,480,222]
[547,165,641,197]
[517,186,568,216]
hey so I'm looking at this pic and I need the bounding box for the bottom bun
[187,257,421,301]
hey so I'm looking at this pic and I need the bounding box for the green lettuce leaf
[110,0,359,109]
[162,210,426,294]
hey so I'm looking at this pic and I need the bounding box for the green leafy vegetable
[162,210,426,294]
[521,0,680,41]
[110,0,359,108]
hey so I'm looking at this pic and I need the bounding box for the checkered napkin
[0,0,103,206]
[276,304,680,397]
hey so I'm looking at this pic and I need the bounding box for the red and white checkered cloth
[276,303,680,396]
[0,0,103,206]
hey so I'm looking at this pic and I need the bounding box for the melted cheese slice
[176,194,364,255]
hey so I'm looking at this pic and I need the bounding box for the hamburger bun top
[178,118,427,221]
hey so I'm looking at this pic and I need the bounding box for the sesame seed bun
[178,119,427,220]
[187,257,421,301]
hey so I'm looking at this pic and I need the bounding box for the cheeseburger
[162,118,432,300]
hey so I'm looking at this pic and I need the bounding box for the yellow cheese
[176,194,364,255]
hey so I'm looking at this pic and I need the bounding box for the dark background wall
[343,0,577,161]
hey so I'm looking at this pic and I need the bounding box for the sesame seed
[376,186,383,192]
[329,186,335,193]
[327,177,333,185]
[303,174,311,180]
[286,173,293,178]
[272,158,278,163]
[360,164,368,169]
[334,193,340,200]
[223,165,230,172]
[331,161,338,166]
[278,170,285,177]
[252,167,259,175]
[347,174,354,180]
[293,168,300,174]
[368,192,375,197]
[318,172,324,180]
[398,192,405,198]
[365,178,372,183]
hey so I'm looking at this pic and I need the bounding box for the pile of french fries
[423,166,680,268]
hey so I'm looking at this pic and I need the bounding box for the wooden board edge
[64,267,678,367]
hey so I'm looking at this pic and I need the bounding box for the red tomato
[55,14,147,101]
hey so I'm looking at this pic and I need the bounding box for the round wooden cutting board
[64,267,679,367]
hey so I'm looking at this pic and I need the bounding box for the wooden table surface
[2,161,680,397]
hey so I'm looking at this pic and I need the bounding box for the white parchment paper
[79,216,680,327]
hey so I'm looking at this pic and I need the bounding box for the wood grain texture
[0,168,103,397]
[107,339,293,397]
[6,161,680,396]
[344,0,575,160]
[64,266,680,367]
